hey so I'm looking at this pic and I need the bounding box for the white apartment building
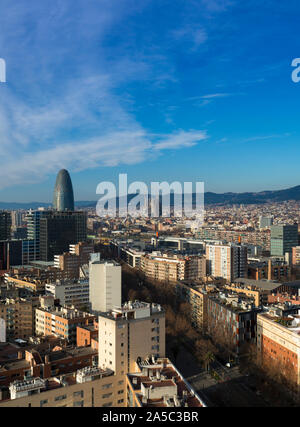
[98,301,165,375]
[45,279,89,309]
[89,258,121,313]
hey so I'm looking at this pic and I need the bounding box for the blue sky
[0,0,300,202]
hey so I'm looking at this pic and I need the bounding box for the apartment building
[0,338,125,408]
[0,367,124,408]
[4,274,46,293]
[257,311,300,390]
[292,246,300,265]
[224,282,270,307]
[77,318,98,349]
[0,298,34,340]
[110,240,146,268]
[175,281,208,330]
[126,357,206,407]
[152,236,205,254]
[206,243,247,282]
[54,253,80,279]
[35,305,95,345]
[248,259,291,281]
[0,345,98,388]
[207,291,259,355]
[89,258,122,313]
[54,242,94,279]
[141,252,206,282]
[69,242,94,262]
[45,278,89,309]
[98,301,165,375]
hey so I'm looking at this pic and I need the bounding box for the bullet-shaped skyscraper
[37,169,87,261]
[53,169,75,212]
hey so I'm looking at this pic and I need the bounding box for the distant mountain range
[1,185,300,209]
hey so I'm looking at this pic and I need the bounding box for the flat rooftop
[234,278,282,291]
[99,301,164,321]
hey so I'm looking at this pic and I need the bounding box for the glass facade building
[270,224,298,256]
[53,169,75,212]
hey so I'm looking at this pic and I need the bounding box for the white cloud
[0,1,210,192]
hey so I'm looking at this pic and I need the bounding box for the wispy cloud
[241,133,291,143]
[0,1,210,191]
[172,27,208,50]
[186,92,234,107]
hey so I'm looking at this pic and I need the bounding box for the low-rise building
[35,305,95,345]
[126,357,206,407]
[0,365,124,407]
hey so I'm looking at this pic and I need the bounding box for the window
[54,394,67,401]
[40,399,48,407]
[73,390,84,398]
[102,383,112,390]
[102,392,113,399]
[73,401,84,407]
[102,402,112,407]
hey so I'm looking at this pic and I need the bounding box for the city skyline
[0,1,300,202]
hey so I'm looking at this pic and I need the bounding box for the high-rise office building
[26,209,47,261]
[39,211,87,261]
[0,240,23,269]
[270,224,298,256]
[0,211,11,240]
[89,258,122,313]
[53,169,75,212]
[206,243,247,282]
[11,211,24,230]
[26,170,86,262]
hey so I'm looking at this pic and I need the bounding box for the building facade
[206,243,247,282]
[270,224,298,256]
[89,259,122,313]
[98,301,165,375]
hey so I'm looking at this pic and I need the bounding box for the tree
[195,337,217,370]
